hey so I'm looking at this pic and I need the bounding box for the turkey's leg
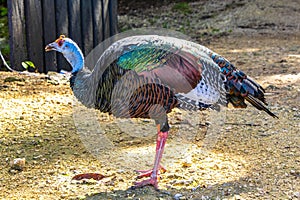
[135,128,167,178]
[134,123,169,189]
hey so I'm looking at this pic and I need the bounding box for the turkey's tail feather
[245,95,278,118]
[226,75,278,118]
[226,71,278,118]
[210,52,278,119]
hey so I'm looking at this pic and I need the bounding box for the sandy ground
[0,34,299,200]
[1,0,300,199]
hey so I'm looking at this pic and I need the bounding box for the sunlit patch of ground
[0,33,299,199]
[259,73,300,86]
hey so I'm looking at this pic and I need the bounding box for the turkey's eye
[57,40,64,47]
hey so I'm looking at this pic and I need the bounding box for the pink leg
[136,164,166,178]
[134,131,168,189]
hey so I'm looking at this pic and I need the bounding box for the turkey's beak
[45,42,57,52]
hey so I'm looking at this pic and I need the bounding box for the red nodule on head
[55,35,66,46]
[45,35,67,52]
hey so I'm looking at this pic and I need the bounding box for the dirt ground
[1,1,300,200]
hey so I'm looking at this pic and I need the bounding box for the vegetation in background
[21,61,36,72]
[0,0,9,70]
[172,2,191,14]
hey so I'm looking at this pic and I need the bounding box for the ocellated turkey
[45,35,277,189]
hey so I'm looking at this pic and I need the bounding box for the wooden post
[81,0,94,56]
[8,0,118,73]
[103,0,111,39]
[8,0,27,71]
[25,0,44,72]
[109,0,118,36]
[43,0,57,72]
[55,0,70,72]
[68,0,82,50]
[92,0,103,48]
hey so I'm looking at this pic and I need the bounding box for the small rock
[205,121,211,126]
[0,85,9,90]
[294,192,300,198]
[259,132,270,137]
[234,194,243,199]
[182,161,192,168]
[33,155,43,160]
[9,169,19,174]
[174,193,183,200]
[4,77,25,83]
[278,59,287,63]
[265,85,279,90]
[290,170,300,177]
[16,82,25,86]
[10,158,26,171]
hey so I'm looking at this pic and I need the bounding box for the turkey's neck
[71,69,95,108]
[63,46,84,73]
[64,46,95,108]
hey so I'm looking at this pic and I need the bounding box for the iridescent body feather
[84,35,229,118]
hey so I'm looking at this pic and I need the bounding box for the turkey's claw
[133,176,159,189]
[135,165,166,179]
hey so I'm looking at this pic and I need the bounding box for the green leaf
[21,61,35,70]
[0,6,8,17]
[172,2,191,14]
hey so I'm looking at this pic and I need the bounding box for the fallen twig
[0,50,50,78]
[0,49,17,72]
[225,122,261,126]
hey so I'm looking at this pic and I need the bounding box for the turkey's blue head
[45,35,84,74]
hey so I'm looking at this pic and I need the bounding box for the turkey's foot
[132,130,168,189]
[135,165,166,179]
[133,175,159,189]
